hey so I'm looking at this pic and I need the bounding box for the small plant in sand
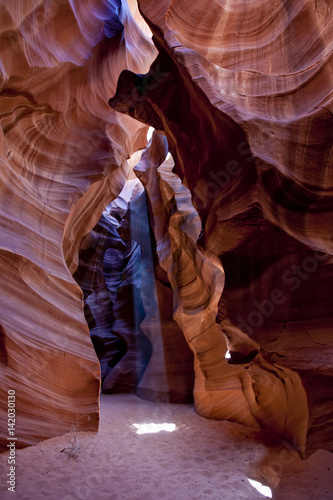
[60,415,92,461]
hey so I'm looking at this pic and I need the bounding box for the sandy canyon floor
[0,394,332,499]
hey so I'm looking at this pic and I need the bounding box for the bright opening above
[146,126,154,143]
[247,479,272,498]
[133,423,177,434]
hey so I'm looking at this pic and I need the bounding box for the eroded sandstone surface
[0,0,332,456]
[0,0,155,448]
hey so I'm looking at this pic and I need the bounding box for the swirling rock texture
[109,0,333,456]
[0,0,332,458]
[131,130,308,455]
[0,0,156,449]
[74,182,194,401]
[73,196,150,393]
[120,183,195,403]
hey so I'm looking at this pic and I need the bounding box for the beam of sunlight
[225,350,231,359]
[133,423,177,434]
[247,479,272,498]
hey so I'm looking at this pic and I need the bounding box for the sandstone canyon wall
[0,0,156,449]
[1,0,332,457]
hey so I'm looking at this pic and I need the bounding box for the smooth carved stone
[131,131,308,454]
[216,315,260,365]
[0,0,156,450]
[109,46,259,254]
[74,169,194,402]
[1,0,332,458]
[74,207,151,393]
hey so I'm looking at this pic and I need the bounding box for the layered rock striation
[0,0,155,449]
[0,0,332,456]
[74,181,194,401]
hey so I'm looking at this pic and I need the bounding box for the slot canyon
[0,0,332,498]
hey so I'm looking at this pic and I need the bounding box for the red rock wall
[0,0,155,449]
